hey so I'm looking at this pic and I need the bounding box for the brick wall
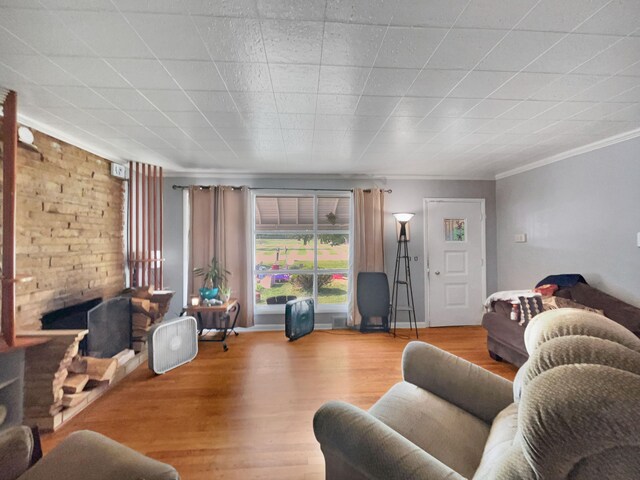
[0,120,126,330]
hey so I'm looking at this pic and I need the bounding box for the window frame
[251,190,352,314]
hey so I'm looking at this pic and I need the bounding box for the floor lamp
[391,213,419,338]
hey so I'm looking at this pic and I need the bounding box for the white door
[425,199,486,327]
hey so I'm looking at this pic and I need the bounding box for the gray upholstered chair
[314,308,640,479]
[0,428,179,480]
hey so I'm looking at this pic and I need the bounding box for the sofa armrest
[314,401,464,480]
[17,430,178,480]
[402,342,513,424]
[0,426,33,480]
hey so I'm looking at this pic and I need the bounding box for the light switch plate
[514,233,527,243]
[637,232,640,247]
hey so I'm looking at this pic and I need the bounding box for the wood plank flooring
[42,327,517,479]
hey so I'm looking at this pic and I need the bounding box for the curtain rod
[172,185,392,193]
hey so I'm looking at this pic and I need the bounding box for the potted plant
[194,257,230,300]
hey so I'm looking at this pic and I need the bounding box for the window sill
[255,305,348,315]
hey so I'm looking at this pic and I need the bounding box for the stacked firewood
[23,330,88,418]
[62,354,120,408]
[126,286,174,352]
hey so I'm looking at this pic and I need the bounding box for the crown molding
[495,127,640,180]
[163,169,492,181]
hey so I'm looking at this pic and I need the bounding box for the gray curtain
[349,189,386,327]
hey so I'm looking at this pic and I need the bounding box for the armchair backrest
[498,309,640,479]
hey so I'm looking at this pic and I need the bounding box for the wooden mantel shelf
[0,336,49,353]
[17,329,89,337]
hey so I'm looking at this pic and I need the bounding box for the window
[253,193,351,311]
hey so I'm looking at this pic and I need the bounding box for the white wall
[162,175,497,326]
[496,137,640,307]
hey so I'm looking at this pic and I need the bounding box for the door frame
[423,198,487,327]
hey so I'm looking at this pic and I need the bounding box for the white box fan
[148,316,198,374]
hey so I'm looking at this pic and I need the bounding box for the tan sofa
[0,427,179,480]
[314,309,640,479]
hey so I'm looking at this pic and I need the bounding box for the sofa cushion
[567,282,640,335]
[369,381,490,479]
[472,403,518,480]
[0,426,33,480]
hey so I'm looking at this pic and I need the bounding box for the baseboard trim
[238,324,333,332]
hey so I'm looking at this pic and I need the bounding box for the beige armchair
[314,309,640,479]
[0,427,179,480]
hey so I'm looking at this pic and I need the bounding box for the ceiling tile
[354,96,400,116]
[217,62,272,92]
[374,27,446,69]
[463,99,521,118]
[490,72,563,100]
[186,90,237,112]
[407,69,468,97]
[576,0,640,35]
[524,34,620,74]
[497,100,558,119]
[256,0,326,21]
[569,102,635,121]
[56,10,152,58]
[477,30,566,72]
[49,56,130,88]
[92,87,156,110]
[321,22,386,67]
[203,111,246,129]
[363,68,417,96]
[139,89,196,111]
[270,64,319,93]
[261,19,323,64]
[316,94,360,114]
[449,70,515,99]
[125,13,210,60]
[325,0,468,28]
[529,74,604,101]
[392,97,440,116]
[275,93,317,113]
[0,8,94,56]
[0,54,82,86]
[515,0,611,33]
[109,58,177,89]
[167,110,221,129]
[426,29,506,70]
[455,0,538,29]
[571,75,640,102]
[574,37,640,75]
[161,60,227,91]
[278,113,315,129]
[319,65,369,94]
[192,16,266,63]
[232,92,278,113]
[44,85,115,109]
[429,98,481,118]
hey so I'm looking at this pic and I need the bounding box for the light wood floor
[42,327,517,479]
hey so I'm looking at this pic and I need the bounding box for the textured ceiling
[0,0,639,178]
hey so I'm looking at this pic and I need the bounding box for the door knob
[434,271,440,275]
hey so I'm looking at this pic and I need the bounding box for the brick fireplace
[0,118,126,331]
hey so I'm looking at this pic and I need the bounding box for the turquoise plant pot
[199,287,219,300]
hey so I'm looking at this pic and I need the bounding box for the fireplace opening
[41,297,132,358]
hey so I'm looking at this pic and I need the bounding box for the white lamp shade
[393,212,414,223]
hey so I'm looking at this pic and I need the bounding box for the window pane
[317,197,350,230]
[444,219,466,242]
[318,273,348,304]
[255,234,314,270]
[255,274,313,305]
[256,196,314,231]
[317,234,349,270]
